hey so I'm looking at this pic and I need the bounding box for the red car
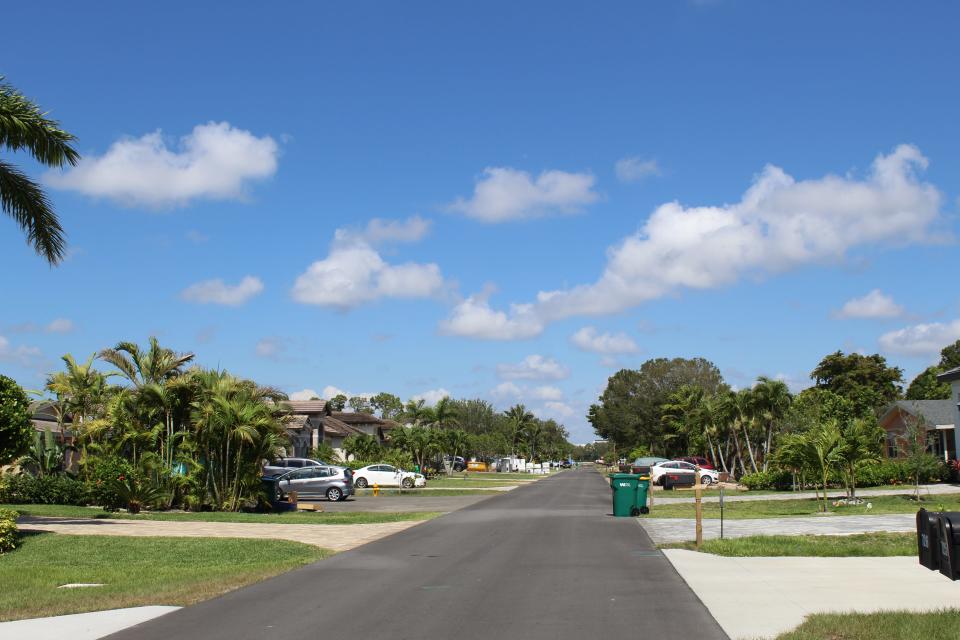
[678,456,715,470]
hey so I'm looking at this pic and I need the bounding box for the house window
[886,432,898,458]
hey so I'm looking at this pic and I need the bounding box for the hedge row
[739,460,951,491]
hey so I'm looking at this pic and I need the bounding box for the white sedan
[650,460,720,486]
[353,464,426,489]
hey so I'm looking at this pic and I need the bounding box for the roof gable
[882,400,955,427]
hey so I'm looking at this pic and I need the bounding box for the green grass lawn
[774,610,960,640]
[660,532,915,557]
[640,493,958,519]
[3,504,440,525]
[0,533,328,621]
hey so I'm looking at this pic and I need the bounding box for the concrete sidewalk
[640,513,914,544]
[17,516,424,551]
[664,549,960,639]
[0,607,179,640]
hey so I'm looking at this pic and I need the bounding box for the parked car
[678,456,715,470]
[269,465,354,502]
[353,464,426,489]
[650,460,720,486]
[262,457,326,477]
[444,456,467,472]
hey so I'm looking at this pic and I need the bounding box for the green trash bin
[636,476,650,515]
[610,473,639,517]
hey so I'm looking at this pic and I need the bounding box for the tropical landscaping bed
[639,493,955,519]
[773,609,960,640]
[0,532,328,622]
[659,532,914,557]
[3,504,440,525]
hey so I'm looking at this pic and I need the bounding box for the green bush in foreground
[0,474,87,505]
[776,609,960,640]
[0,508,18,553]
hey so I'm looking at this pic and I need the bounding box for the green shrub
[0,474,87,505]
[84,455,136,510]
[740,469,793,490]
[0,508,17,553]
[851,459,948,487]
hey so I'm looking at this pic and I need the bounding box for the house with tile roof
[280,399,397,460]
[879,399,956,461]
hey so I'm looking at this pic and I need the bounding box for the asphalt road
[303,493,494,512]
[106,468,728,640]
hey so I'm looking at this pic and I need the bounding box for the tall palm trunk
[740,419,759,473]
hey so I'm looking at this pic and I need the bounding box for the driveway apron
[104,468,728,640]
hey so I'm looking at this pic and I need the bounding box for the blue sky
[1,1,958,443]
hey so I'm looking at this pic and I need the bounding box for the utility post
[695,466,703,550]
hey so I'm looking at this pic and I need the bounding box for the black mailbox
[917,508,941,571]
[937,513,960,580]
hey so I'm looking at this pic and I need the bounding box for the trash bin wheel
[639,506,649,515]
[630,506,640,517]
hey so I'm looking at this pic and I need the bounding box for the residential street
[104,468,728,640]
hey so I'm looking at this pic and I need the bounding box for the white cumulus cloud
[48,122,279,207]
[289,388,320,401]
[0,335,44,368]
[490,382,523,401]
[538,401,575,420]
[45,318,74,334]
[438,290,543,340]
[292,219,445,309]
[531,385,564,401]
[834,289,905,319]
[447,167,598,222]
[412,388,451,406]
[181,276,264,306]
[570,326,639,354]
[615,157,660,183]
[442,145,944,339]
[497,355,570,381]
[879,320,960,358]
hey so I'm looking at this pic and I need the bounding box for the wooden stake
[695,467,703,549]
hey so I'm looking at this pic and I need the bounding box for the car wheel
[326,487,343,502]
[355,477,368,488]
[700,475,714,485]
[401,477,414,489]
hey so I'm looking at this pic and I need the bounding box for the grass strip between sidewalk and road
[659,532,915,557]
[640,493,958,519]
[352,489,501,496]
[4,504,440,525]
[0,532,329,622]
[773,609,960,640]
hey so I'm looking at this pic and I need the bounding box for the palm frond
[0,79,79,167]
[0,160,66,265]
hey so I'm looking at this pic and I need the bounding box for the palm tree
[0,78,79,265]
[504,404,535,458]
[98,337,195,388]
[403,398,435,426]
[432,396,459,430]
[835,418,881,502]
[751,377,791,470]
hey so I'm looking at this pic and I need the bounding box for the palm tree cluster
[659,377,793,476]
[41,337,289,511]
[343,397,573,474]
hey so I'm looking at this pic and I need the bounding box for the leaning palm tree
[0,78,79,265]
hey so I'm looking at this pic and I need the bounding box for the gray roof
[938,366,960,383]
[884,400,955,427]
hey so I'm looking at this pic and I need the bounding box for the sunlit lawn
[4,504,439,525]
[774,610,960,640]
[0,533,328,621]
